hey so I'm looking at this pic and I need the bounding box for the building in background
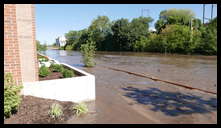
[4,4,38,85]
[55,36,67,47]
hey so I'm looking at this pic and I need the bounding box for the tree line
[63,9,217,55]
[36,40,47,51]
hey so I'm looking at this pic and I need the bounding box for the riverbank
[47,46,59,50]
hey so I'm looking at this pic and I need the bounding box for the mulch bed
[4,96,75,124]
[39,71,82,81]
[39,72,63,81]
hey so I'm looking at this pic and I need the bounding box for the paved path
[67,85,156,124]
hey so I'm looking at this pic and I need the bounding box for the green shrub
[80,41,96,67]
[38,55,49,62]
[39,66,51,77]
[194,22,217,55]
[49,64,64,72]
[48,103,63,119]
[38,58,49,62]
[65,45,73,50]
[4,73,23,119]
[62,69,74,78]
[36,40,47,51]
[72,103,88,116]
[132,36,150,52]
[59,46,65,50]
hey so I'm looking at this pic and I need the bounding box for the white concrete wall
[16,4,38,82]
[22,54,95,103]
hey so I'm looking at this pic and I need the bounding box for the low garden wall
[22,53,95,103]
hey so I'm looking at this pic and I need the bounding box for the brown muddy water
[41,50,217,124]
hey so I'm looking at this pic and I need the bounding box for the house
[55,36,67,47]
[4,4,38,85]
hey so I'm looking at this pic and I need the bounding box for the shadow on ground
[122,87,217,116]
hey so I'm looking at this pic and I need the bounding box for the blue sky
[36,4,217,45]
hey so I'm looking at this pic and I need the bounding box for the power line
[203,4,215,24]
[211,4,213,20]
[203,4,205,24]
[141,9,149,17]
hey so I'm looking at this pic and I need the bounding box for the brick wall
[4,4,22,85]
[4,4,38,85]
[32,5,39,81]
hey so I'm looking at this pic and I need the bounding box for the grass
[48,103,63,119]
[72,103,88,116]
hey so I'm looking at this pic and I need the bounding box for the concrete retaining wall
[22,54,95,103]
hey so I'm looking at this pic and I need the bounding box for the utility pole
[211,4,214,20]
[203,4,205,24]
[190,18,193,43]
[203,4,215,24]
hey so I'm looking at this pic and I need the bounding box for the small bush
[38,55,49,60]
[38,58,49,62]
[80,41,96,67]
[59,46,65,50]
[65,45,73,50]
[38,55,49,63]
[49,64,64,72]
[4,73,23,119]
[48,103,63,119]
[39,66,51,77]
[72,103,88,116]
[62,69,74,78]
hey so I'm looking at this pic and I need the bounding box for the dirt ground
[39,72,63,81]
[4,96,92,124]
[39,70,81,81]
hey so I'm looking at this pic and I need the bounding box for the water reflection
[59,50,68,56]
[41,50,84,68]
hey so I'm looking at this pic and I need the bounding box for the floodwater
[41,50,217,124]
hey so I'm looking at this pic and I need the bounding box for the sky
[36,4,217,45]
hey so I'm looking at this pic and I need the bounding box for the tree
[36,40,47,51]
[132,36,149,52]
[192,18,202,30]
[111,18,131,51]
[88,16,113,51]
[155,19,165,34]
[159,24,193,54]
[62,14,216,55]
[65,30,82,50]
[194,17,217,55]
[129,16,153,43]
[155,9,195,33]
[75,29,90,50]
